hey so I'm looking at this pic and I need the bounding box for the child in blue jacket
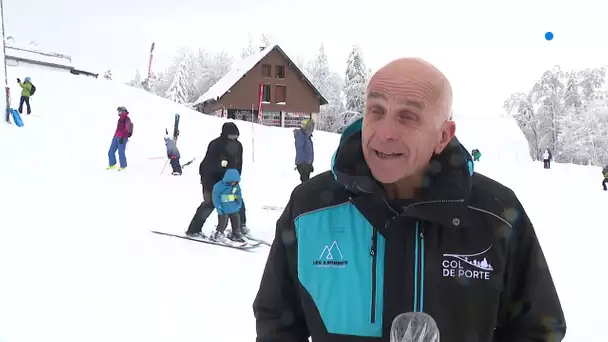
[211,168,245,243]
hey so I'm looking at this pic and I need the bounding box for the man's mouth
[373,149,403,159]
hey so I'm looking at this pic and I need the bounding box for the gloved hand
[119,138,124,144]
[221,160,228,167]
[310,165,314,173]
[16,78,21,83]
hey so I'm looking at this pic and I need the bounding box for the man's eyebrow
[397,98,424,109]
[367,91,387,100]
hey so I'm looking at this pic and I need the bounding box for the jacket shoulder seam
[293,201,352,223]
[467,205,513,229]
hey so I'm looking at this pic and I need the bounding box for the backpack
[29,83,36,96]
[126,117,134,137]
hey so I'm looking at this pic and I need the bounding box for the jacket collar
[331,119,474,228]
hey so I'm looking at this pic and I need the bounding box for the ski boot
[186,231,206,239]
[228,227,246,243]
[211,230,231,244]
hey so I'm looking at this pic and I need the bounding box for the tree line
[124,34,370,133]
[504,65,608,166]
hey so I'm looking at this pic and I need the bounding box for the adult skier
[210,168,245,243]
[164,133,182,175]
[106,106,132,171]
[471,148,481,161]
[253,57,566,342]
[542,148,552,169]
[602,165,608,191]
[294,118,315,183]
[186,122,249,238]
[16,77,33,115]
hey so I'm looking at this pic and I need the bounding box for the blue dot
[545,32,554,41]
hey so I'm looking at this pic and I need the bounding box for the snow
[193,45,278,106]
[1,64,606,342]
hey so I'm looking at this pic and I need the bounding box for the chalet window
[275,85,286,104]
[262,84,271,102]
[275,65,285,79]
[262,64,271,78]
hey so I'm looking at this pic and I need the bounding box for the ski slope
[0,65,605,342]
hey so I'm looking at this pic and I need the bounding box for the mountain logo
[442,245,494,280]
[313,241,348,268]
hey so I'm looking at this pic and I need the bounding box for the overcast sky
[4,0,608,116]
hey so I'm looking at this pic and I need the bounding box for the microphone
[390,312,440,342]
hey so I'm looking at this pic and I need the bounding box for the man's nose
[373,115,401,142]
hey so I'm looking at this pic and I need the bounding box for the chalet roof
[193,44,328,107]
[6,46,72,69]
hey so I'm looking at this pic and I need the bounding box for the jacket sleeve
[294,131,304,164]
[253,194,310,342]
[494,197,566,342]
[201,140,220,178]
[212,183,223,213]
[236,141,243,175]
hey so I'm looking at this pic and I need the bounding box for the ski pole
[161,159,169,175]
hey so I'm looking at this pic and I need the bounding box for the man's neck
[383,172,425,200]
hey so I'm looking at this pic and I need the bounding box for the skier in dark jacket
[542,148,552,169]
[471,148,481,161]
[294,118,315,183]
[602,166,608,191]
[164,134,182,175]
[186,122,248,237]
[253,58,566,342]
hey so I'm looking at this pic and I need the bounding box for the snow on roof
[193,45,276,106]
[193,45,328,106]
[6,46,72,69]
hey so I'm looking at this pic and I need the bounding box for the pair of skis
[151,230,270,251]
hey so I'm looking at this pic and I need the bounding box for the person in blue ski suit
[294,118,315,183]
[211,168,245,243]
[164,134,182,175]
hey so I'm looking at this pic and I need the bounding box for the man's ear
[434,120,456,154]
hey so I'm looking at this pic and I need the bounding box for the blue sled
[9,108,24,127]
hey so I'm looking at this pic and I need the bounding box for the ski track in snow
[0,66,606,342]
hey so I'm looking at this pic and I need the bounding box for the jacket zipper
[370,227,378,323]
[415,223,426,312]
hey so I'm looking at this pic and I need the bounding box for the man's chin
[369,167,404,185]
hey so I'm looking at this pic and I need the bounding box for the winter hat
[24,76,31,82]
[117,106,128,113]
[302,118,315,135]
[221,122,240,139]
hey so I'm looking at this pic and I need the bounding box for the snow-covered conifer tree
[344,45,369,115]
[165,59,189,104]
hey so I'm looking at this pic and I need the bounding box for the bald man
[253,58,566,342]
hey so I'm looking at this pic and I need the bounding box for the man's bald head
[368,57,453,123]
[361,57,456,190]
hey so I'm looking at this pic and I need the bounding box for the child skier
[211,168,245,243]
[602,166,608,191]
[164,134,182,175]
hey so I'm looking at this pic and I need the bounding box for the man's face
[361,59,455,184]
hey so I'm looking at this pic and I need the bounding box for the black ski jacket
[253,120,566,342]
[199,122,243,188]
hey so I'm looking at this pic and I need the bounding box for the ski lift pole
[251,103,255,163]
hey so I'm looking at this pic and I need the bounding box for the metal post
[0,0,9,123]
[251,104,255,163]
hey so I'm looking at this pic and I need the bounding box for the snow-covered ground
[0,66,605,342]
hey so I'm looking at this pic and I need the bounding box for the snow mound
[453,113,532,165]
